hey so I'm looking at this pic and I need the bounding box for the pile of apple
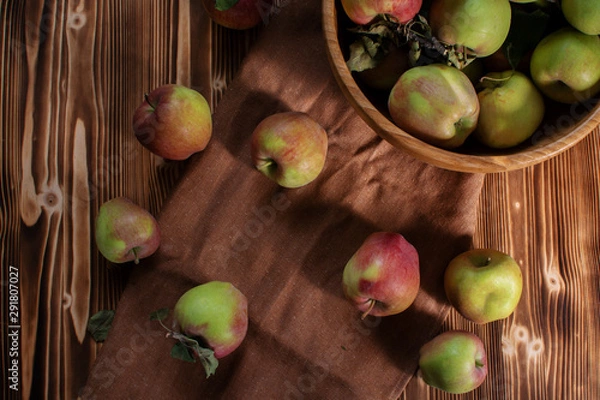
[91,0,536,391]
[94,75,330,376]
[342,232,523,394]
[341,0,600,150]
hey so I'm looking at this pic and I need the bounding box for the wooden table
[2,2,598,399]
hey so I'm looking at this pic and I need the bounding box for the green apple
[342,232,420,318]
[133,84,212,160]
[174,281,248,360]
[250,112,328,188]
[95,197,160,264]
[444,248,523,324]
[530,27,600,104]
[475,71,545,149]
[561,0,600,35]
[340,0,423,26]
[429,0,512,57]
[419,330,488,394]
[388,63,480,149]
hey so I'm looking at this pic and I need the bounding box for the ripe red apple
[173,281,248,359]
[250,112,328,188]
[202,0,272,30]
[429,0,512,57]
[475,71,545,149]
[530,27,600,104]
[419,330,488,394]
[388,63,480,149]
[561,0,600,35]
[444,249,523,324]
[95,197,160,264]
[340,0,423,26]
[342,232,420,317]
[133,84,212,160]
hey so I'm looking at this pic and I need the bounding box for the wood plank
[401,127,600,399]
[1,1,599,399]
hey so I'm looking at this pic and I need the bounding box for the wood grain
[1,1,599,399]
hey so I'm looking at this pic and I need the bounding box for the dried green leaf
[194,345,219,378]
[171,342,197,363]
[150,308,170,321]
[347,38,382,72]
[346,17,400,72]
[87,310,115,342]
[169,333,219,377]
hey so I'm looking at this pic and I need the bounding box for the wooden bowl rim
[322,0,600,173]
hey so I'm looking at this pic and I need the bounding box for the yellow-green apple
[561,0,600,35]
[202,0,272,30]
[250,112,328,188]
[444,248,523,324]
[429,0,512,57]
[474,71,545,149]
[419,330,488,394]
[530,27,600,104]
[133,84,212,160]
[95,197,160,264]
[174,281,248,361]
[342,232,420,318]
[340,0,423,25]
[388,63,480,149]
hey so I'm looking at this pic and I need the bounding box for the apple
[250,112,328,188]
[342,232,420,318]
[388,63,480,149]
[202,0,272,30]
[95,197,160,264]
[444,248,523,324]
[173,281,248,360]
[429,0,512,57]
[340,0,423,26]
[133,84,212,160]
[530,27,600,104]
[419,330,488,394]
[474,71,545,149]
[561,0,600,35]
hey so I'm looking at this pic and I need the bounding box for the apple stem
[361,299,376,320]
[479,73,513,86]
[132,247,140,264]
[256,159,277,174]
[144,93,156,110]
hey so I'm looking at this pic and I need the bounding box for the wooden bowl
[322,0,600,173]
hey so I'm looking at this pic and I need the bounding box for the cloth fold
[82,1,485,398]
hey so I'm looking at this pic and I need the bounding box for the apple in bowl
[340,0,422,26]
[388,63,480,149]
[530,27,600,104]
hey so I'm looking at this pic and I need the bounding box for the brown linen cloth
[82,1,485,399]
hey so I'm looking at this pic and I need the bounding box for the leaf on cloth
[87,310,116,342]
